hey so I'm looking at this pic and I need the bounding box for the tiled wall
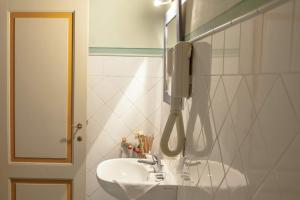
[86,56,163,200]
[162,0,300,199]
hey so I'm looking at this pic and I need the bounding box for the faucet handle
[151,154,163,173]
[152,154,159,162]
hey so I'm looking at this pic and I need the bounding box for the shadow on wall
[176,38,250,199]
[185,41,213,159]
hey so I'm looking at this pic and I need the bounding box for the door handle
[72,123,83,130]
[77,136,83,142]
[72,123,84,142]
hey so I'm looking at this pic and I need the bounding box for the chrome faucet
[152,155,163,173]
[137,154,163,173]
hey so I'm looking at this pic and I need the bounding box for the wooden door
[0,1,88,200]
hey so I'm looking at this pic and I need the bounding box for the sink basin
[96,158,247,200]
[97,158,150,184]
[177,160,248,200]
[96,158,177,200]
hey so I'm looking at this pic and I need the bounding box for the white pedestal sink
[97,159,150,183]
[96,158,247,200]
[96,158,178,200]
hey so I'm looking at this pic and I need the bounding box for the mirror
[163,0,183,104]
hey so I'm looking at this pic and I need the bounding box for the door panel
[11,13,73,162]
[11,179,72,200]
[0,0,88,199]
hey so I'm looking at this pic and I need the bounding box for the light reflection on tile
[179,1,300,200]
[86,56,163,200]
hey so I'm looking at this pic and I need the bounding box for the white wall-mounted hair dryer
[160,41,192,157]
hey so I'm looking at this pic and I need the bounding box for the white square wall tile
[87,119,105,146]
[210,77,230,133]
[102,56,142,76]
[111,77,134,92]
[192,115,206,152]
[107,91,136,118]
[282,74,300,124]
[251,172,281,200]
[135,80,163,116]
[194,36,213,75]
[224,24,240,74]
[257,78,299,166]
[86,130,117,170]
[92,77,122,103]
[276,134,300,171]
[103,114,132,142]
[86,56,163,199]
[187,76,216,149]
[243,121,272,171]
[177,186,210,200]
[197,162,213,194]
[135,57,163,78]
[214,179,231,200]
[120,107,147,131]
[136,77,162,90]
[86,167,100,196]
[291,0,300,72]
[225,155,249,200]
[212,31,224,75]
[276,135,300,197]
[122,78,149,102]
[88,186,117,200]
[238,122,272,198]
[240,15,263,74]
[102,56,163,77]
[186,83,218,150]
[229,78,256,145]
[87,88,105,118]
[204,76,221,101]
[245,74,278,112]
[192,65,211,98]
[133,120,158,136]
[261,1,294,73]
[87,75,105,90]
[222,75,242,106]
[226,152,248,182]
[193,39,213,75]
[88,56,104,75]
[218,114,239,167]
[87,105,113,144]
[147,107,162,130]
[208,140,226,192]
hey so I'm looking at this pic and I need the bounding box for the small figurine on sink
[120,130,154,159]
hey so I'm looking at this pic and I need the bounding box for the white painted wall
[89,0,165,48]
[184,0,241,35]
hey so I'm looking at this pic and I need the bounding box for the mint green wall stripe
[185,0,275,41]
[89,47,163,57]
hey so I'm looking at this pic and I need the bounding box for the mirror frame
[163,0,183,104]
